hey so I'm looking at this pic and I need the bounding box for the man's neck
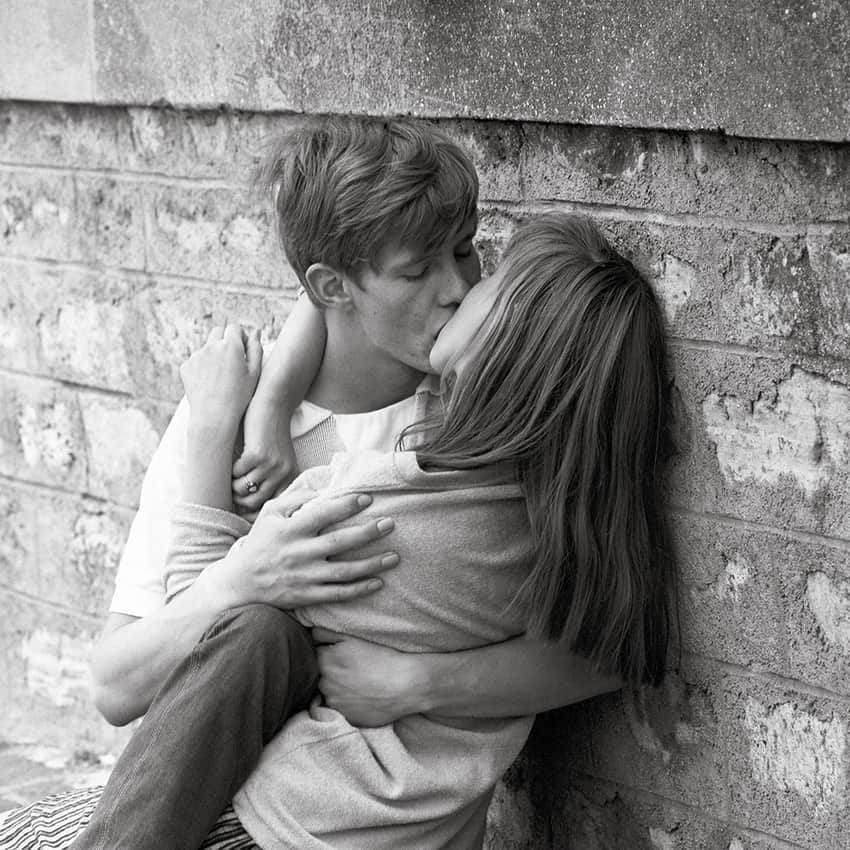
[306,324,425,415]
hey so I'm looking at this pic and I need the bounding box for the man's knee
[213,604,309,655]
[216,605,318,707]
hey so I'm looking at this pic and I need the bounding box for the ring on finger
[244,477,260,495]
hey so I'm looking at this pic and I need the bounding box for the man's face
[344,216,481,374]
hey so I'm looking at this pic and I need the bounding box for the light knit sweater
[165,451,535,850]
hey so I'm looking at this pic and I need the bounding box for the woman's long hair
[414,213,676,686]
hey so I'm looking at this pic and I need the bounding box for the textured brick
[540,775,801,850]
[73,176,146,269]
[674,515,787,674]
[0,171,75,261]
[146,183,283,286]
[520,124,850,223]
[669,351,850,540]
[597,221,850,357]
[0,103,301,187]
[1,261,136,389]
[0,102,126,171]
[446,121,524,202]
[484,756,539,850]
[0,595,129,757]
[780,542,850,698]
[717,228,850,361]
[79,394,172,505]
[0,373,175,503]
[807,229,850,361]
[0,260,43,374]
[4,105,849,227]
[0,484,130,616]
[0,259,293,399]
[468,216,850,367]
[676,514,850,697]
[539,659,728,815]
[0,374,87,491]
[723,675,849,846]
[122,106,286,181]
[523,672,836,849]
[475,205,521,275]
[603,220,721,343]
[0,102,283,182]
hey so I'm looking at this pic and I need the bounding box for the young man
[15,116,618,850]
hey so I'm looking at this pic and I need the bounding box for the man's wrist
[407,651,450,715]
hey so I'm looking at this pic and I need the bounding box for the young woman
[1,212,676,850]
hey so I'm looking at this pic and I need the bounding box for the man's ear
[303,263,354,310]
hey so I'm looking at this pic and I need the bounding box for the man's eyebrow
[385,249,430,273]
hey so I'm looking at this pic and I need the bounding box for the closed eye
[402,265,429,281]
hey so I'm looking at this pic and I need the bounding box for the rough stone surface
[146,184,283,287]
[0,171,76,260]
[724,676,849,846]
[670,352,850,540]
[520,125,850,222]
[74,177,147,269]
[0,596,132,757]
[702,369,850,500]
[4,104,850,220]
[0,258,294,401]
[6,1,849,140]
[745,699,846,814]
[80,396,170,506]
[0,0,93,102]
[0,374,87,492]
[547,660,729,816]
[0,485,132,615]
[674,515,788,675]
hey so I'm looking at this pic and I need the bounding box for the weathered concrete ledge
[0,0,848,142]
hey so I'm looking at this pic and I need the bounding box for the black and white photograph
[0,2,848,848]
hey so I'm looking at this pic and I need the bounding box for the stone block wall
[1,98,848,847]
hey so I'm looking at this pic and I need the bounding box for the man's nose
[440,263,473,305]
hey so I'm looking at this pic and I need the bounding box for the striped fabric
[0,786,259,849]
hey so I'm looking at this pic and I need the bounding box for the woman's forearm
[419,638,622,717]
[183,426,238,511]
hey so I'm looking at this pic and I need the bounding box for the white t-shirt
[109,378,439,618]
